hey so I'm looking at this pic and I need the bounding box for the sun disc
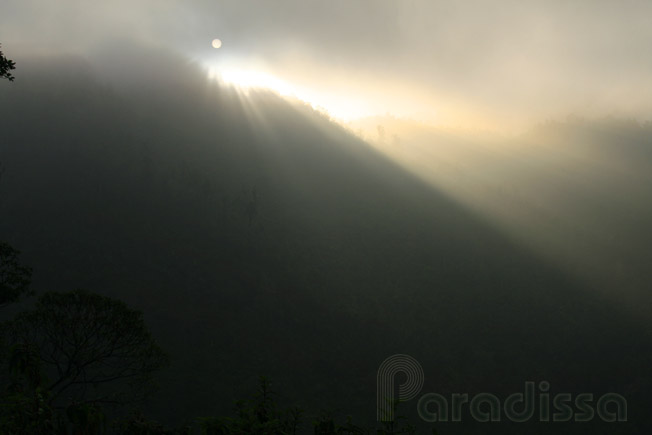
[211,39,222,49]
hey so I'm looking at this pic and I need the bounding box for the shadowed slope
[0,54,649,433]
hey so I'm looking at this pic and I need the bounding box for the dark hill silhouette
[1,53,650,434]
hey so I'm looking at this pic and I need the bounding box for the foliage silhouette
[114,410,191,434]
[0,44,15,82]
[2,290,169,412]
[0,342,62,433]
[199,376,304,434]
[0,241,32,308]
[197,376,428,435]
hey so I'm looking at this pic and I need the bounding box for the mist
[1,2,652,434]
[3,0,652,129]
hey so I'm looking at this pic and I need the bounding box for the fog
[351,115,652,315]
[1,2,652,434]
[3,0,652,129]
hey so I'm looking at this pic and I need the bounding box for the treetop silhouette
[0,44,16,81]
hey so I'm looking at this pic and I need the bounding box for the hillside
[1,55,650,433]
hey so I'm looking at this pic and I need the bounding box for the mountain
[351,115,652,313]
[1,53,650,433]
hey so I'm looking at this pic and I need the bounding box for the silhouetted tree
[3,290,168,411]
[0,241,32,308]
[0,44,16,81]
[115,410,191,434]
[0,342,60,434]
[199,376,303,434]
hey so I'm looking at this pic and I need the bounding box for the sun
[211,39,222,49]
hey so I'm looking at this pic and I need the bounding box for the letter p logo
[377,354,424,421]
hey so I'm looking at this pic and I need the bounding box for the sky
[2,0,652,130]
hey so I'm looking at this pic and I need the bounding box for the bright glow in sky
[4,0,652,131]
[206,61,397,121]
[211,67,292,96]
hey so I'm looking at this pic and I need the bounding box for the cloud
[3,0,652,129]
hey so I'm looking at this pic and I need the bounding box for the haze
[1,1,652,434]
[3,0,652,129]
